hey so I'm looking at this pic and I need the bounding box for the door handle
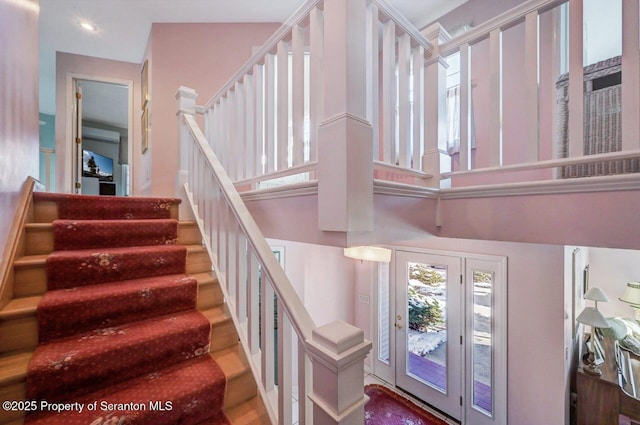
[396,315,403,329]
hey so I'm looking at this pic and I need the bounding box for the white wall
[267,238,356,327]
[0,0,40,266]
[588,247,640,319]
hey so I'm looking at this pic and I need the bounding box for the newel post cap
[175,86,198,116]
[307,320,372,371]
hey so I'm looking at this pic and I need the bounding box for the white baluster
[298,340,312,425]
[412,45,424,170]
[398,33,411,169]
[292,25,305,167]
[236,81,246,181]
[568,0,584,158]
[277,300,293,425]
[261,277,276,392]
[245,73,255,181]
[228,88,238,181]
[237,232,248,324]
[247,250,260,354]
[227,221,237,299]
[309,6,324,163]
[277,39,290,170]
[525,11,540,162]
[459,43,472,170]
[366,3,380,160]
[489,29,503,167]
[254,64,265,177]
[382,20,397,164]
[265,54,276,173]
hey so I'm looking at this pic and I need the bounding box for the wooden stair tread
[202,306,231,326]
[0,352,32,386]
[13,254,47,267]
[225,396,270,425]
[0,296,40,319]
[211,345,250,381]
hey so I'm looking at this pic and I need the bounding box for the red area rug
[365,384,448,425]
[26,193,229,425]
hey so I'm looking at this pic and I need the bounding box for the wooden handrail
[0,177,36,309]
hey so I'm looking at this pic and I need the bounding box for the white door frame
[64,73,134,195]
[394,250,463,420]
[372,246,507,424]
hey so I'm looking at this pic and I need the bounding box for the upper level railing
[436,0,640,186]
[199,0,640,196]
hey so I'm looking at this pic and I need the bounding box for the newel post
[317,0,373,232]
[175,86,198,220]
[307,321,372,425]
[422,24,452,189]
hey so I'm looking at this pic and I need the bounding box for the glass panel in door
[472,270,493,415]
[395,251,462,421]
[406,262,448,392]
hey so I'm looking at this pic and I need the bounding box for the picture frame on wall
[141,59,149,109]
[141,107,148,154]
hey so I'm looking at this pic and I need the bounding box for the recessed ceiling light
[79,20,97,32]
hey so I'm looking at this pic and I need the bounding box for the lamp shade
[620,282,640,306]
[343,246,391,263]
[576,307,611,328]
[585,287,609,302]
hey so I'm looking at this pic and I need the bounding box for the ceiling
[39,0,467,126]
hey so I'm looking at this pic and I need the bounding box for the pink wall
[55,53,141,194]
[0,0,39,260]
[439,189,640,250]
[146,23,279,197]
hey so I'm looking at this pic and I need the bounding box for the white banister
[178,87,370,425]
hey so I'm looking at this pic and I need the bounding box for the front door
[394,250,463,421]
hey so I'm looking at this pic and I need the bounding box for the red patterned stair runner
[26,193,230,424]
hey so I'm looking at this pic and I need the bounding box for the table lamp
[619,282,640,322]
[576,306,611,376]
[585,287,609,310]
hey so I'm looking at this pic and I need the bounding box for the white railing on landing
[196,0,445,191]
[199,0,640,196]
[435,0,640,185]
[177,87,371,425]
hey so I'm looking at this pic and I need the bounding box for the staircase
[0,192,269,424]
